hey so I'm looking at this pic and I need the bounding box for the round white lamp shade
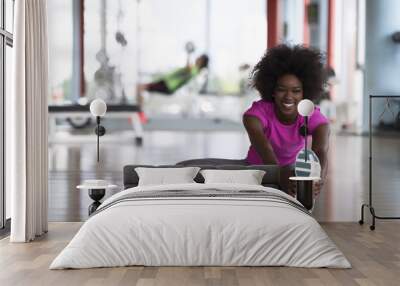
[90,99,107,117]
[297,99,315,117]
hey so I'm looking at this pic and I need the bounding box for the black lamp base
[296,180,313,210]
[88,201,102,216]
[88,188,105,215]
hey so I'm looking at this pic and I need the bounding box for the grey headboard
[123,164,281,190]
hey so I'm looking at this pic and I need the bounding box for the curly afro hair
[251,44,326,102]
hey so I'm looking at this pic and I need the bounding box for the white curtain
[9,0,49,242]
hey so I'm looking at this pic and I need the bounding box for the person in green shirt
[137,54,209,98]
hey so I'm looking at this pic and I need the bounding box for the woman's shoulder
[308,106,329,132]
[243,99,274,127]
[310,106,328,121]
[247,99,274,114]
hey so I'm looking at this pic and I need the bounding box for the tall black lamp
[90,99,107,162]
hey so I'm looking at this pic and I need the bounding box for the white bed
[50,183,351,269]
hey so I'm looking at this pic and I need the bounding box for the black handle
[296,180,313,210]
[304,117,308,162]
[94,116,106,162]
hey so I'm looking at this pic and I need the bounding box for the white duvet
[50,183,351,269]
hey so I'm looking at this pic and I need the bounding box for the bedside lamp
[90,99,107,162]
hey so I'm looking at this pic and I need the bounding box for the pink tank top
[244,100,328,166]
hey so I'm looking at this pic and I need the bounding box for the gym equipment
[48,103,143,146]
[185,41,196,64]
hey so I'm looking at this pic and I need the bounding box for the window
[48,0,267,105]
[1,0,14,231]
[48,0,73,104]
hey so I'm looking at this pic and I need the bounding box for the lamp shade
[297,99,314,117]
[90,99,107,117]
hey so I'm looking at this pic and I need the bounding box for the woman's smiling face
[273,74,304,119]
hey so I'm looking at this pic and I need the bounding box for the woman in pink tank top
[243,44,330,196]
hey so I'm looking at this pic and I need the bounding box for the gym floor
[47,127,400,223]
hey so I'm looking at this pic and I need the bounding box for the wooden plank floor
[1,221,399,286]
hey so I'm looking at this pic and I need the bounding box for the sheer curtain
[9,0,48,242]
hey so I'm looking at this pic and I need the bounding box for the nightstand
[77,180,118,215]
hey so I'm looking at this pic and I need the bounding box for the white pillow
[135,167,200,186]
[200,169,266,185]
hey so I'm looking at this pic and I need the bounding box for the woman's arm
[243,115,295,195]
[243,115,278,164]
[311,123,330,195]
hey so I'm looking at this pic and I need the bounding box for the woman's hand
[287,179,297,197]
[311,124,330,198]
[279,165,296,197]
[288,178,324,198]
[313,179,324,197]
